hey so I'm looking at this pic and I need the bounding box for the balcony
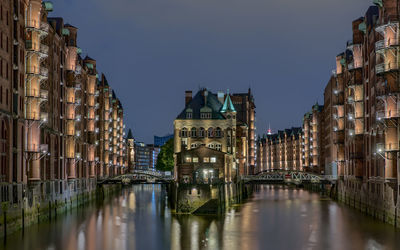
[26,143,48,153]
[25,20,49,37]
[376,109,400,120]
[40,43,49,55]
[377,142,399,152]
[376,62,399,75]
[41,112,48,123]
[347,96,354,104]
[40,89,48,102]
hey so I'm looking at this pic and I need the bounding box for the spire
[267,124,272,135]
[221,91,236,113]
[127,129,134,139]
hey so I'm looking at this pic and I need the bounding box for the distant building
[154,134,174,147]
[148,144,161,169]
[135,142,160,170]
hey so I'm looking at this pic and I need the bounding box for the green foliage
[156,138,174,172]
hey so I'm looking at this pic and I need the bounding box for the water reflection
[1,184,400,250]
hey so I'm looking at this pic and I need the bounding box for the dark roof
[127,129,134,139]
[101,74,109,86]
[365,6,378,27]
[64,23,77,29]
[47,17,64,34]
[266,127,303,143]
[84,55,95,61]
[176,89,225,120]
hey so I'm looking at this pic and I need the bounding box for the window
[199,127,205,138]
[210,157,216,163]
[216,144,222,151]
[200,112,211,119]
[208,143,215,149]
[215,127,222,137]
[190,127,197,138]
[191,143,197,149]
[186,111,192,119]
[185,156,192,163]
[207,128,213,138]
[203,157,210,163]
[193,157,199,163]
[181,127,188,137]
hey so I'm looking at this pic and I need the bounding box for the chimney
[185,91,192,106]
[217,91,224,104]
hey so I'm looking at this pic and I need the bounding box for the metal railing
[376,62,399,74]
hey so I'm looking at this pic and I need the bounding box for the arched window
[207,128,213,138]
[191,127,197,138]
[181,127,188,138]
[215,127,222,138]
[199,127,205,138]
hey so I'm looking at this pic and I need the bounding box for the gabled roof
[176,89,225,120]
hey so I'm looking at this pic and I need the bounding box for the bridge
[242,170,337,184]
[97,170,174,184]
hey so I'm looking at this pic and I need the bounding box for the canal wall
[0,179,121,238]
[336,179,400,228]
[170,181,252,214]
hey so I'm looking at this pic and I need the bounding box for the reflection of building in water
[171,216,225,250]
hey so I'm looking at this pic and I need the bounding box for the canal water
[1,184,400,250]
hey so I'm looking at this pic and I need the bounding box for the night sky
[51,0,372,143]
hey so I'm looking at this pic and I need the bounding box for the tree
[156,138,174,172]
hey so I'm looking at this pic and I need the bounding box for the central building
[173,89,237,183]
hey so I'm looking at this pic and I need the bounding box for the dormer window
[200,106,212,119]
[200,112,211,119]
[186,108,193,119]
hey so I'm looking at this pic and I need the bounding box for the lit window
[210,157,216,163]
[203,157,210,163]
[185,156,192,163]
[193,157,199,163]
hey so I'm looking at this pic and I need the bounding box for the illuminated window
[203,157,210,163]
[193,157,199,163]
[210,157,216,163]
[185,156,192,163]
